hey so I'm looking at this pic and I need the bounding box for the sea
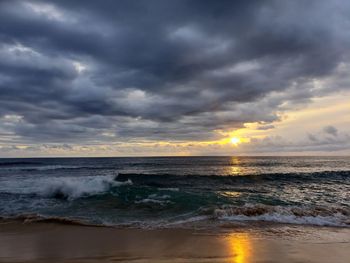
[0,156,349,228]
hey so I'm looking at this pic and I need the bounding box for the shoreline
[1,213,349,230]
[0,221,349,263]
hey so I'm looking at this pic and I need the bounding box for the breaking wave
[0,165,111,171]
[40,175,132,199]
[2,203,349,229]
[0,175,132,200]
[211,204,350,227]
[0,214,103,227]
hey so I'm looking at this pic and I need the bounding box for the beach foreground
[0,222,349,263]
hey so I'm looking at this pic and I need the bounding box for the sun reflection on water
[227,233,252,263]
[226,157,259,176]
[224,157,243,175]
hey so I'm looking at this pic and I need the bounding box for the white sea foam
[214,205,349,227]
[163,215,210,227]
[135,194,172,205]
[29,165,82,171]
[41,176,132,199]
[0,175,132,200]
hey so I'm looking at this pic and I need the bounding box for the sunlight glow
[228,233,252,263]
[230,137,241,145]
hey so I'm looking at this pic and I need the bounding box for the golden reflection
[231,157,241,165]
[228,166,243,175]
[218,191,242,198]
[227,233,252,263]
[226,157,243,175]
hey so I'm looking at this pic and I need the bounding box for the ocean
[0,156,349,228]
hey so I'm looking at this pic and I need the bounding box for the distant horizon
[1,154,349,159]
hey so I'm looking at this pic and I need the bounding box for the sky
[0,0,349,157]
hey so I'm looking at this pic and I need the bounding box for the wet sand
[0,221,349,263]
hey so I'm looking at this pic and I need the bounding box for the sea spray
[0,174,132,200]
[40,175,132,199]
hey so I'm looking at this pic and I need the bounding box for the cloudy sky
[0,0,349,157]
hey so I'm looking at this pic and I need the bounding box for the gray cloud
[0,0,349,145]
[323,125,338,137]
[240,128,350,153]
[257,124,275,131]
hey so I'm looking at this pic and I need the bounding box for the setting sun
[230,137,241,145]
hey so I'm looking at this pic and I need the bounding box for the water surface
[0,156,349,228]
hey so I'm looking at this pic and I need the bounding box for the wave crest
[212,204,350,227]
[40,175,132,199]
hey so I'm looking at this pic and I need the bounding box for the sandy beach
[0,221,349,263]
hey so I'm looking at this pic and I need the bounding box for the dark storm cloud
[0,0,350,143]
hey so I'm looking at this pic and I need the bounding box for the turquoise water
[0,156,349,228]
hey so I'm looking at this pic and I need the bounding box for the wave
[0,214,104,227]
[0,175,132,200]
[40,175,132,200]
[118,170,350,180]
[116,170,350,189]
[0,161,42,166]
[0,165,113,171]
[1,203,349,229]
[2,205,348,229]
[134,194,172,206]
[211,204,350,227]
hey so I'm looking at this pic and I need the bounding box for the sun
[230,137,241,145]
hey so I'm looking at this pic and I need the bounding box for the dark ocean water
[0,156,349,228]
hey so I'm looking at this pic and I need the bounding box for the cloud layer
[0,0,349,152]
